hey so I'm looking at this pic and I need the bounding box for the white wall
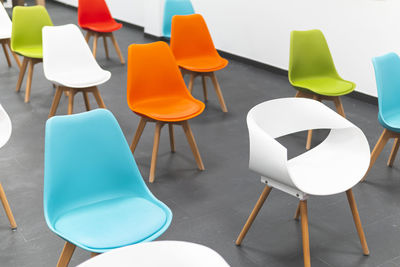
[54,0,400,96]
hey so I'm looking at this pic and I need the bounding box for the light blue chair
[162,0,194,38]
[44,109,172,266]
[362,52,400,182]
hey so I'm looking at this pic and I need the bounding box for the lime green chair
[289,29,355,150]
[11,6,53,103]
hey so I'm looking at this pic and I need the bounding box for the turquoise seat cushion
[54,196,167,250]
[379,113,400,133]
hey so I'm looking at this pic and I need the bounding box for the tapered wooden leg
[7,40,21,68]
[346,189,369,255]
[294,202,301,220]
[210,72,228,112]
[57,242,76,267]
[24,59,34,103]
[91,252,99,258]
[85,32,91,42]
[306,130,313,150]
[35,0,45,6]
[82,91,91,111]
[201,75,208,102]
[2,42,11,67]
[188,73,195,93]
[361,129,393,182]
[149,122,163,183]
[333,96,346,118]
[16,57,28,92]
[387,138,400,167]
[300,200,311,267]
[295,91,302,97]
[110,33,125,64]
[0,183,17,230]
[103,36,109,59]
[236,185,272,245]
[168,124,175,153]
[92,34,98,58]
[181,121,204,170]
[67,89,75,115]
[91,87,106,108]
[130,117,147,154]
[48,87,63,118]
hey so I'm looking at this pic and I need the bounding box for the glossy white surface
[0,104,12,149]
[0,4,11,39]
[42,24,111,88]
[248,98,370,196]
[76,241,230,267]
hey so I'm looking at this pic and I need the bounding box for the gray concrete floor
[0,1,399,266]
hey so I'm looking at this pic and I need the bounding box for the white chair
[0,104,17,230]
[76,241,230,267]
[42,24,110,118]
[0,4,21,68]
[236,98,370,267]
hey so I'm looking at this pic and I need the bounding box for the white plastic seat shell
[248,97,370,197]
[0,5,11,40]
[0,104,12,148]
[42,24,111,88]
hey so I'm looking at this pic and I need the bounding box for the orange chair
[170,14,228,112]
[127,41,205,183]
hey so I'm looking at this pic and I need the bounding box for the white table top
[76,241,230,267]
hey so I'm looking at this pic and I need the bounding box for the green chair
[11,6,53,103]
[289,29,355,150]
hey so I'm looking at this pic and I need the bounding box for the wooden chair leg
[294,202,301,220]
[7,40,21,68]
[67,89,75,115]
[92,34,98,58]
[346,189,369,255]
[82,91,91,111]
[90,252,99,258]
[210,72,228,113]
[188,73,195,93]
[110,33,125,64]
[387,138,400,167]
[168,124,175,153]
[236,185,272,245]
[1,42,11,67]
[85,31,91,42]
[48,87,63,118]
[361,129,393,182]
[333,96,346,117]
[16,57,28,92]
[300,200,311,267]
[130,117,147,154]
[306,130,313,150]
[181,121,204,170]
[201,75,208,102]
[0,183,17,230]
[57,242,76,267]
[103,36,109,59]
[149,122,163,183]
[91,87,106,108]
[24,59,34,103]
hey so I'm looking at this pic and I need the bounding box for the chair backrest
[0,4,12,39]
[289,29,339,83]
[78,0,114,26]
[0,105,12,149]
[170,14,219,61]
[163,0,194,38]
[11,6,53,52]
[44,109,152,226]
[372,52,400,122]
[127,41,192,108]
[247,98,355,189]
[42,24,103,80]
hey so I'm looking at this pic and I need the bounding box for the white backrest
[42,24,103,80]
[0,104,12,149]
[247,98,355,189]
[0,4,12,39]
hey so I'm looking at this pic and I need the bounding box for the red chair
[78,0,125,64]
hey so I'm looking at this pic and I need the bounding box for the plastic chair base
[84,30,125,65]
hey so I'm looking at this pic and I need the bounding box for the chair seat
[14,45,43,58]
[292,76,355,96]
[0,31,10,39]
[81,21,122,33]
[54,196,168,252]
[47,69,111,88]
[379,112,400,133]
[177,56,228,72]
[132,97,205,122]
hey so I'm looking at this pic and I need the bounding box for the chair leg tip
[11,227,17,231]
